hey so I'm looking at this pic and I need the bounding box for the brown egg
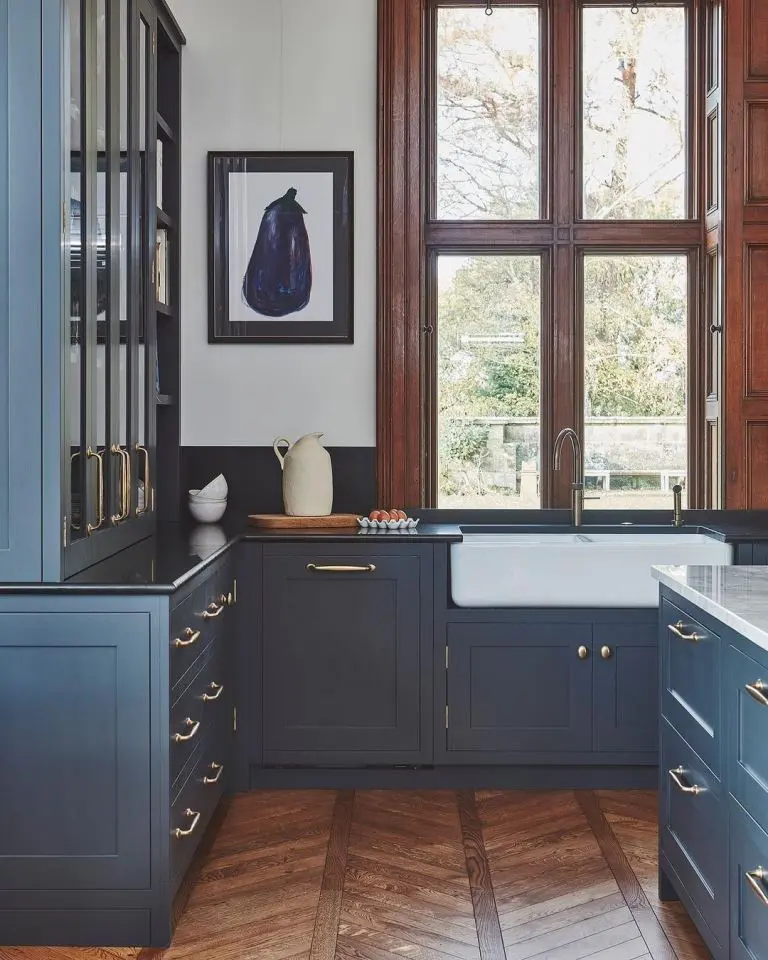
[369,510,382,521]
[396,509,408,520]
[379,510,391,521]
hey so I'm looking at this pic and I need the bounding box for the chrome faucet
[672,484,683,527]
[553,427,586,527]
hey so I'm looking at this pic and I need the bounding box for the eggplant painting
[242,188,313,317]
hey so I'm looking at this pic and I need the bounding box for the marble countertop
[652,564,768,653]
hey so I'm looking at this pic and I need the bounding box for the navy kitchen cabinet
[0,609,152,892]
[445,622,593,756]
[261,543,433,766]
[658,585,768,960]
[593,622,659,753]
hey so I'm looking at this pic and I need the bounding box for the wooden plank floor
[0,790,711,960]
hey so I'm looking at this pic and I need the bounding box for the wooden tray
[247,513,360,529]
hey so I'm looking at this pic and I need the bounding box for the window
[415,0,702,510]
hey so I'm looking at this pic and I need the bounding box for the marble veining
[652,564,768,653]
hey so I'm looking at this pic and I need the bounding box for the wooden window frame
[378,0,706,509]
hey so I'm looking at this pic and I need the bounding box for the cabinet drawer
[730,799,768,960]
[729,644,768,835]
[661,597,721,777]
[170,573,231,690]
[660,718,727,947]
[170,640,226,787]
[170,746,225,894]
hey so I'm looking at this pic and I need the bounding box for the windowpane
[436,7,540,220]
[582,7,686,219]
[583,255,688,510]
[437,255,541,507]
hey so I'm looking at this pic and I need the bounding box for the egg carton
[357,517,420,530]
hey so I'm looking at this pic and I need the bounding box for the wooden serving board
[247,513,360,529]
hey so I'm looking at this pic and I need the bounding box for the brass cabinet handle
[109,446,129,523]
[86,447,105,534]
[745,680,768,707]
[200,601,225,620]
[135,443,150,515]
[219,592,234,607]
[202,681,224,702]
[669,766,705,795]
[173,627,201,649]
[577,645,589,660]
[173,808,201,839]
[203,762,224,785]
[601,645,613,660]
[746,867,768,906]
[668,621,701,643]
[306,563,377,573]
[172,718,201,743]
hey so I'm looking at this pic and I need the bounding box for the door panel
[263,551,425,762]
[446,623,593,754]
[594,623,658,753]
[0,612,151,890]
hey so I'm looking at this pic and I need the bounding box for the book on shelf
[156,228,169,305]
[156,138,163,210]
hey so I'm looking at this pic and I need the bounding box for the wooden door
[593,622,658,754]
[0,611,151,890]
[262,548,427,764]
[446,623,593,757]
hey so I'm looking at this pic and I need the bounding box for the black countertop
[2,512,768,594]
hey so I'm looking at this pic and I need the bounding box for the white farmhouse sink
[450,531,733,607]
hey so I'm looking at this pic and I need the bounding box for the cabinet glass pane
[137,12,150,514]
[581,6,686,219]
[95,0,109,457]
[66,0,86,542]
[437,255,541,508]
[583,255,688,510]
[435,7,540,220]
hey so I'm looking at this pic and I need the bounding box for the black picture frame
[208,151,354,344]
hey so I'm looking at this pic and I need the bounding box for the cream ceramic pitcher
[272,433,333,516]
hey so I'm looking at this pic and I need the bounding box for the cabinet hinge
[445,704,449,729]
[445,645,449,670]
[233,706,237,732]
[63,515,68,547]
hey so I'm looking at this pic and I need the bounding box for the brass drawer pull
[746,867,768,906]
[601,645,613,660]
[202,682,224,702]
[668,621,701,643]
[577,645,589,660]
[173,808,201,839]
[219,592,234,607]
[745,680,768,707]
[669,766,705,795]
[173,628,200,649]
[135,443,150,516]
[200,602,224,620]
[86,447,105,534]
[172,718,201,743]
[306,563,376,573]
[203,762,224,785]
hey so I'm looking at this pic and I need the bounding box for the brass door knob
[601,645,613,659]
[577,645,589,660]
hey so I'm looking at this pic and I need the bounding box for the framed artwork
[208,151,354,344]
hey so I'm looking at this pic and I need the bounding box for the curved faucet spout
[553,427,583,484]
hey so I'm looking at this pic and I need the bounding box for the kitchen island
[653,564,768,960]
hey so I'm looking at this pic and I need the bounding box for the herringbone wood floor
[0,790,711,960]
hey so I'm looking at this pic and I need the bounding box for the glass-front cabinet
[62,0,161,576]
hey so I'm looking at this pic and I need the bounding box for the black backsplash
[181,446,377,517]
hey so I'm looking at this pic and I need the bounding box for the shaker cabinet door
[0,612,151,890]
[262,547,430,764]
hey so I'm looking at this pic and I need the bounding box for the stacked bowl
[188,474,228,522]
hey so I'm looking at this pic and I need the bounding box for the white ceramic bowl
[188,497,227,523]
[190,474,228,501]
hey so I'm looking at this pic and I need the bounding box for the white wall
[174,0,377,447]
